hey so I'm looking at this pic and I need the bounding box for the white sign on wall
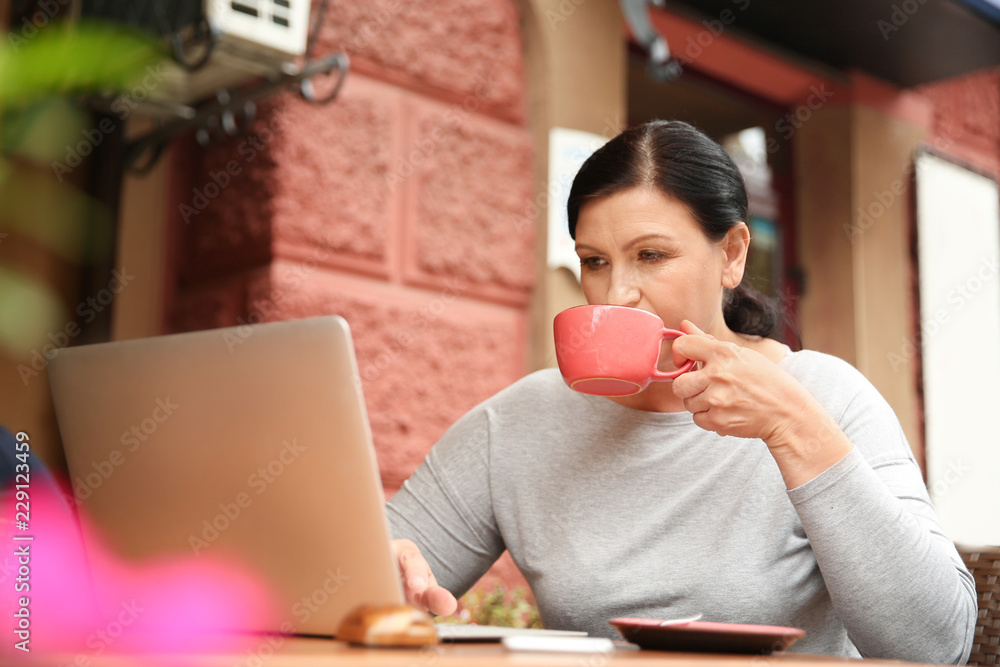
[547,128,609,281]
[915,150,1000,546]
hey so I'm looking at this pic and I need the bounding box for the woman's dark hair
[567,120,785,340]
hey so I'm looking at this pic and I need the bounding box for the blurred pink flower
[0,479,277,660]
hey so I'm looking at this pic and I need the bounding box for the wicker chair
[958,546,1000,666]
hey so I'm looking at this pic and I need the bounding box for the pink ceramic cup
[553,305,696,397]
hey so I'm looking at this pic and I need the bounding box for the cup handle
[651,329,695,381]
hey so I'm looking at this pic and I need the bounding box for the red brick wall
[917,66,1000,175]
[169,0,535,595]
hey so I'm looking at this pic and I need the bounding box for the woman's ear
[721,222,750,289]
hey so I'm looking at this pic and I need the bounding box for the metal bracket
[620,0,682,82]
[111,52,349,174]
[80,0,347,172]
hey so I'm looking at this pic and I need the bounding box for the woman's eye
[580,256,606,270]
[638,250,666,262]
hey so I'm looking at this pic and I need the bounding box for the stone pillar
[530,0,627,369]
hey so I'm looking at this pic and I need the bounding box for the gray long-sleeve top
[386,349,977,663]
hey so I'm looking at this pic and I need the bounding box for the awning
[657,0,1000,87]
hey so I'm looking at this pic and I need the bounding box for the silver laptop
[49,315,586,642]
[49,315,404,637]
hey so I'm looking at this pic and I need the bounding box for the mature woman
[386,120,976,662]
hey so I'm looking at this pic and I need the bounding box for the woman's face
[574,187,748,337]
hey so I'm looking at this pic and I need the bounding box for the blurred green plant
[0,20,166,356]
[438,585,542,629]
[0,21,165,103]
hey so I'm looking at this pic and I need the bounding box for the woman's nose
[606,270,641,307]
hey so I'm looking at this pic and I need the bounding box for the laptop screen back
[48,315,405,637]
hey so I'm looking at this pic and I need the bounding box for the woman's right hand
[391,538,458,617]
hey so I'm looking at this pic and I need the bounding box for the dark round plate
[609,618,805,654]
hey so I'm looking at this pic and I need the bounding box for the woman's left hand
[670,320,854,488]
[670,320,806,442]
